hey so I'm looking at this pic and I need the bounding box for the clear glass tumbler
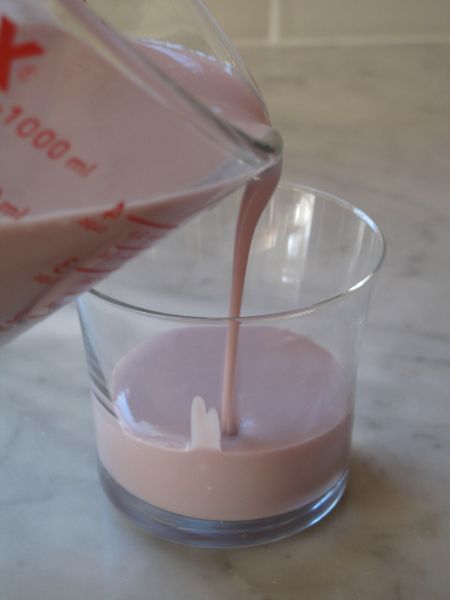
[77,181,385,548]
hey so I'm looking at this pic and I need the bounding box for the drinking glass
[77,181,385,547]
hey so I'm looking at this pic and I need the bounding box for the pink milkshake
[96,326,351,521]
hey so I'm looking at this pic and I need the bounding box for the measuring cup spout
[54,0,282,170]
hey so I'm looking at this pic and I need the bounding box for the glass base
[99,462,348,548]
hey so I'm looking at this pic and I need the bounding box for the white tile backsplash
[204,0,269,40]
[202,0,450,44]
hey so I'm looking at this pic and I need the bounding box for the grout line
[267,0,281,45]
[235,32,450,48]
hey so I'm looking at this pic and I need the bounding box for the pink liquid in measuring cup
[0,20,276,343]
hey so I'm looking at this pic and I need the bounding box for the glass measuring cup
[0,0,281,343]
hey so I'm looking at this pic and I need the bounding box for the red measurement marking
[32,128,56,149]
[6,308,28,324]
[47,139,70,160]
[76,267,114,274]
[0,199,29,220]
[102,201,124,220]
[16,116,40,138]
[0,17,44,92]
[65,157,97,177]
[78,217,108,233]
[1,104,96,171]
[2,105,74,163]
[3,104,21,124]
[127,214,174,229]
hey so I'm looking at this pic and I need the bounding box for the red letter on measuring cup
[0,16,44,92]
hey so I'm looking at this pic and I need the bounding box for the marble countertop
[1,43,450,599]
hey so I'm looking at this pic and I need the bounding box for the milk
[96,326,351,520]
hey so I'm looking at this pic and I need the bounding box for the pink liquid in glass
[97,326,351,520]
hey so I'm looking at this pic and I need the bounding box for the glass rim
[88,182,386,324]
